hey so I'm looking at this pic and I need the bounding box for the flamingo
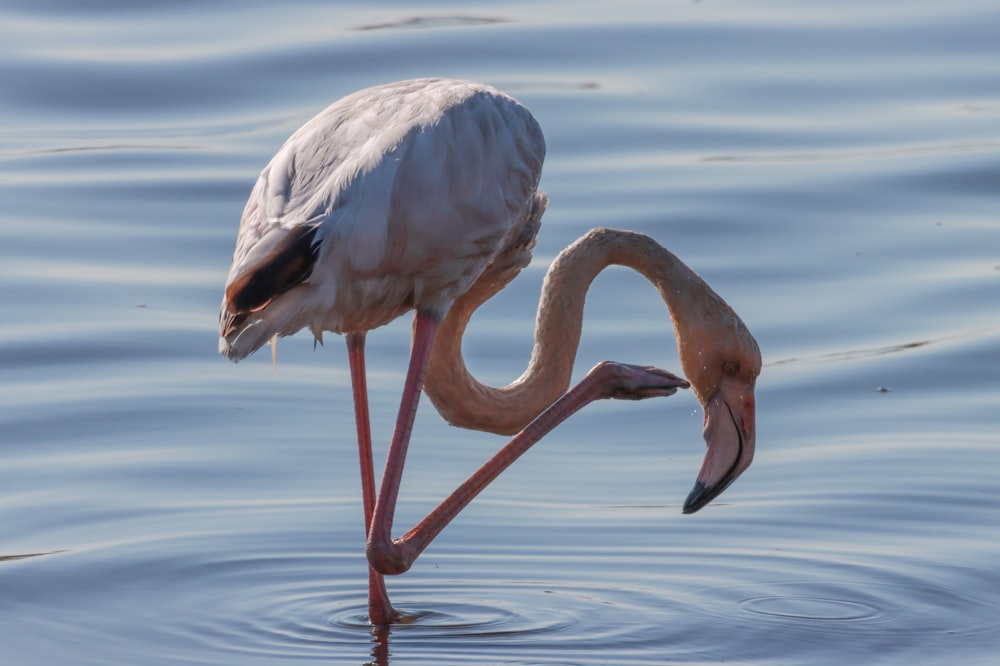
[220,78,761,625]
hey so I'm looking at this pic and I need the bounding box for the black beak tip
[682,481,711,515]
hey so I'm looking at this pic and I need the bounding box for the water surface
[2,1,999,664]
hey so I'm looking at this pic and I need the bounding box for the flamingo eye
[722,360,739,377]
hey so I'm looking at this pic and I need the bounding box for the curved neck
[423,227,735,435]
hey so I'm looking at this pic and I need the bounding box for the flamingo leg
[367,311,441,576]
[345,332,399,625]
[366,321,688,576]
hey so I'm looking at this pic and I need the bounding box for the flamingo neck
[423,227,736,435]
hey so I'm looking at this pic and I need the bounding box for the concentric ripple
[170,552,683,661]
[123,537,1000,665]
[741,594,879,621]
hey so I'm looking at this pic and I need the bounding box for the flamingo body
[220,78,760,625]
[221,78,545,359]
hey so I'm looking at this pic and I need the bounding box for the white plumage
[220,78,545,360]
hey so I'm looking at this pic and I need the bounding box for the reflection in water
[368,626,390,666]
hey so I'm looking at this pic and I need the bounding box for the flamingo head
[676,310,761,514]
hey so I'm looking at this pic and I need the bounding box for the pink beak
[682,376,756,514]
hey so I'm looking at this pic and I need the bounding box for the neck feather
[423,227,738,435]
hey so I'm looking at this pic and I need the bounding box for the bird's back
[220,78,546,361]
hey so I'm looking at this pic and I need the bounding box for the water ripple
[3,1,1000,665]
[354,15,509,32]
[114,537,999,664]
[170,554,671,660]
[743,594,879,621]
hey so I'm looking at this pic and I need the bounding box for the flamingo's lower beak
[682,377,756,514]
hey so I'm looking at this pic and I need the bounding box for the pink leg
[345,332,399,625]
[367,311,441,575]
[366,317,688,576]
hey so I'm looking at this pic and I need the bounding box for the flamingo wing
[220,79,545,361]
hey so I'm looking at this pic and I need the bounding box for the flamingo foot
[588,361,689,400]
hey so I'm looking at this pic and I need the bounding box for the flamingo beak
[682,376,756,514]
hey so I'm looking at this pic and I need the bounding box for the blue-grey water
[2,2,999,664]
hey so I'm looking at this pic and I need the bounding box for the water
[2,1,998,664]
